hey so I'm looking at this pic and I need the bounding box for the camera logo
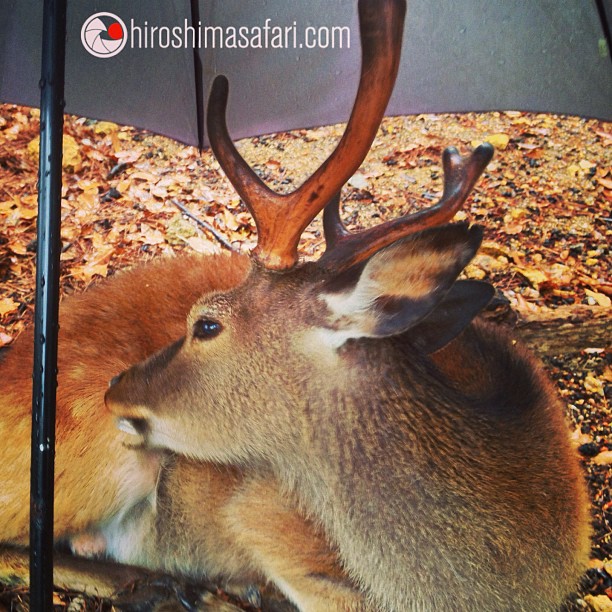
[81,13,127,58]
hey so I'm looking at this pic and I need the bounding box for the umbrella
[0,0,610,609]
[1,0,611,149]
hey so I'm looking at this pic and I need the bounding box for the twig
[171,199,235,252]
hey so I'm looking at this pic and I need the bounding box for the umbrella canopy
[1,0,611,148]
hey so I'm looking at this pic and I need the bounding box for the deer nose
[109,371,125,388]
[116,416,150,438]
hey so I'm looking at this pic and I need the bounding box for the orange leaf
[71,262,108,283]
[0,298,19,316]
[7,240,28,255]
[597,177,612,190]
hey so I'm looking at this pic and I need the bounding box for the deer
[104,0,592,610]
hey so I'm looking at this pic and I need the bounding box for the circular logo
[81,12,127,58]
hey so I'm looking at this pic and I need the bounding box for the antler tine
[206,0,406,270]
[322,192,349,248]
[207,76,280,219]
[319,143,495,271]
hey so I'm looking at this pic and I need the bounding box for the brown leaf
[186,236,221,255]
[584,375,605,396]
[583,594,612,612]
[129,171,158,182]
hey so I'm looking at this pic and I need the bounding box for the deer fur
[106,225,591,611]
[0,251,369,611]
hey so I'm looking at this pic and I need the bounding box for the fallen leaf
[87,244,115,266]
[18,204,38,220]
[129,171,158,182]
[114,148,143,164]
[579,159,596,171]
[595,129,612,143]
[503,223,524,235]
[7,240,28,255]
[150,185,168,199]
[93,121,119,135]
[570,426,593,447]
[0,298,19,316]
[593,451,612,466]
[516,142,540,150]
[0,332,13,347]
[584,594,612,612]
[596,177,612,189]
[139,225,166,246]
[348,173,369,189]
[0,199,19,213]
[27,134,83,172]
[52,592,64,606]
[218,208,241,232]
[486,133,510,150]
[71,262,108,283]
[185,236,221,255]
[515,267,548,288]
[165,214,198,245]
[77,188,99,210]
[585,289,612,307]
[584,375,605,396]
[589,559,606,570]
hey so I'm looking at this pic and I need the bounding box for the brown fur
[107,229,591,612]
[0,251,369,611]
[107,457,366,611]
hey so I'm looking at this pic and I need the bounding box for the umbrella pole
[30,0,66,608]
[190,0,205,150]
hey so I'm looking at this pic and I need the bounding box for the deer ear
[408,280,494,353]
[320,223,483,342]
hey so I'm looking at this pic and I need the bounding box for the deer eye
[192,318,223,340]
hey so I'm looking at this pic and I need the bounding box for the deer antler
[207,0,406,270]
[319,143,494,271]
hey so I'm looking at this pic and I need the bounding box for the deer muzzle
[104,337,186,442]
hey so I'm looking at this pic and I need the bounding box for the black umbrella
[2,0,611,148]
[0,1,611,609]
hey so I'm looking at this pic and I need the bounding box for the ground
[0,104,610,610]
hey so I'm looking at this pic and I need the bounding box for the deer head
[105,0,494,459]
